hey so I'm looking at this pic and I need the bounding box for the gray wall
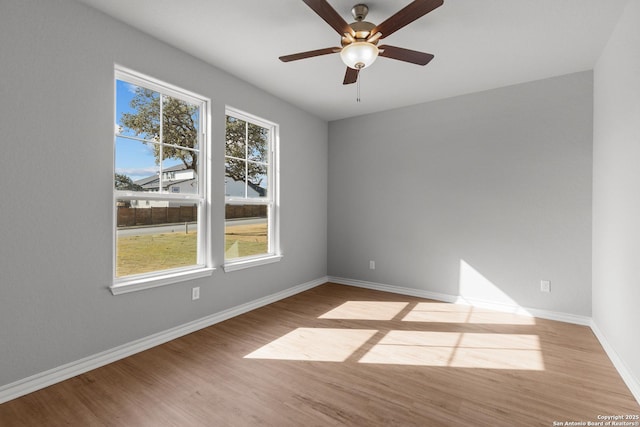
[0,0,327,387]
[328,72,593,316]
[593,0,640,395]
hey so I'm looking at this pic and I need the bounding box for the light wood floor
[1,283,638,426]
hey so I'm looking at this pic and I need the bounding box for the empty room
[1,0,639,425]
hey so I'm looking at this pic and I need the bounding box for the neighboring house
[132,164,197,207]
[128,164,265,208]
[134,164,196,193]
[132,163,265,198]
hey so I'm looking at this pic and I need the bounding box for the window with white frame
[224,108,280,271]
[112,66,212,294]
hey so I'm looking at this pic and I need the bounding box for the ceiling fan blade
[279,47,340,62]
[303,0,354,36]
[372,0,443,39]
[378,45,434,65]
[343,67,359,85]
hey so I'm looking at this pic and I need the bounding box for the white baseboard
[328,276,591,325]
[328,276,458,304]
[0,276,327,404]
[590,320,640,404]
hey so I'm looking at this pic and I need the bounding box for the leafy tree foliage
[119,87,199,172]
[114,173,143,191]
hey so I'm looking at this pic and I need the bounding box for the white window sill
[223,254,283,273]
[110,267,216,295]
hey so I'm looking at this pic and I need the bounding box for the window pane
[115,137,160,192]
[247,162,267,198]
[116,200,198,277]
[223,108,277,267]
[161,149,198,194]
[225,205,268,260]
[225,159,246,197]
[116,80,160,141]
[162,95,199,150]
[115,68,210,286]
[226,116,246,158]
[248,123,269,163]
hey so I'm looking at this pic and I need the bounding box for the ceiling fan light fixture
[340,41,379,70]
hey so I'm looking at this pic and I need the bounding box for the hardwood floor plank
[0,283,638,426]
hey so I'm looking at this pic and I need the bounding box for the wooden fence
[225,204,267,220]
[117,204,267,227]
[117,206,197,227]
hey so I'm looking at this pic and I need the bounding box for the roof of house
[134,163,194,190]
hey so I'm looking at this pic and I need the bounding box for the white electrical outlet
[369,260,375,270]
[192,287,200,300]
[540,280,551,293]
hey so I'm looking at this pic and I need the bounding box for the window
[224,108,280,271]
[112,66,212,294]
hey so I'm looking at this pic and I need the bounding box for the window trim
[111,65,214,294]
[223,107,280,272]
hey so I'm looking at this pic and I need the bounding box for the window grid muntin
[225,111,271,202]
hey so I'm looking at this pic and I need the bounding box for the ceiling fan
[279,0,444,85]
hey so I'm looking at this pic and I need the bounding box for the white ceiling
[75,0,628,121]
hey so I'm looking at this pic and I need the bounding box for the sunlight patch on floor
[318,301,409,320]
[244,328,378,362]
[359,331,544,370]
[245,327,545,370]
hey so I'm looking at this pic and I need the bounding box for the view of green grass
[116,222,268,277]
[116,232,197,277]
[225,222,268,260]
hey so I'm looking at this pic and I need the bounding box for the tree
[114,173,143,191]
[120,88,199,172]
[225,116,268,197]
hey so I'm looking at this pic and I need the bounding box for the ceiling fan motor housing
[342,20,377,47]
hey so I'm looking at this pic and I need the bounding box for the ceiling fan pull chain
[357,72,361,103]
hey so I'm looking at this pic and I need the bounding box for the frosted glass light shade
[340,42,379,70]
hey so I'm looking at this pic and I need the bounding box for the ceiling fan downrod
[351,4,369,21]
